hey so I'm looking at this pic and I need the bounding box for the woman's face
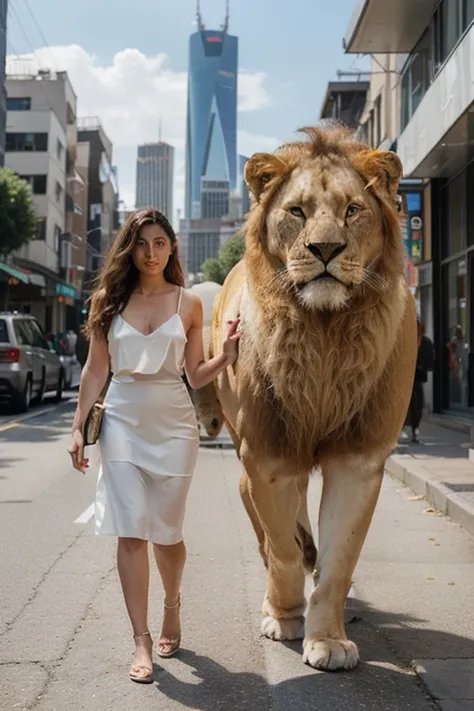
[132,224,173,277]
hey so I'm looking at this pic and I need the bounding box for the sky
[6,0,369,221]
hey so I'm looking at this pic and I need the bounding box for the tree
[202,258,224,285]
[201,235,246,285]
[0,168,37,258]
[219,235,245,277]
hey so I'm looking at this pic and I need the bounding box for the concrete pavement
[388,420,474,538]
[1,403,474,709]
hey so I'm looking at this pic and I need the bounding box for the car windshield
[0,319,9,343]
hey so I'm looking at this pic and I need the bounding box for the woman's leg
[117,537,153,676]
[153,541,186,649]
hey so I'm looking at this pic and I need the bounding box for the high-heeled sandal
[129,631,154,683]
[156,597,181,659]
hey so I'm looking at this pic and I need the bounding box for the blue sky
[7,0,369,216]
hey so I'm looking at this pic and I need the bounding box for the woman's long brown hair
[85,208,185,339]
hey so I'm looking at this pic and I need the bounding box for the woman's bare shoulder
[180,289,203,327]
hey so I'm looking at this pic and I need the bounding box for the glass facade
[185,27,238,219]
[438,165,474,414]
[136,142,174,219]
[0,0,8,167]
[200,179,229,219]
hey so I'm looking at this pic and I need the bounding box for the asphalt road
[1,400,474,711]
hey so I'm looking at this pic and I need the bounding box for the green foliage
[201,235,246,285]
[0,168,37,257]
[202,258,224,285]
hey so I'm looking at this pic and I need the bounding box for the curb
[385,456,474,538]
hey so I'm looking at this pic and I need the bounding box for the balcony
[344,0,438,54]
[397,23,474,178]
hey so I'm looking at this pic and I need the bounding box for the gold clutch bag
[83,402,106,447]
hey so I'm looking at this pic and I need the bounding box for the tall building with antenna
[135,139,174,220]
[0,0,8,166]
[184,0,238,220]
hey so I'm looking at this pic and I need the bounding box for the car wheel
[35,368,46,405]
[14,376,32,413]
[54,370,64,402]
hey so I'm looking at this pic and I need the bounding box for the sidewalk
[386,419,474,537]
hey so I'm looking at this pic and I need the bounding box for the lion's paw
[302,638,359,671]
[261,615,305,641]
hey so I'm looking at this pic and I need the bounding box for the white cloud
[6,46,278,223]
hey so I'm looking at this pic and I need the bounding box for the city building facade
[320,77,369,130]
[4,70,77,333]
[77,117,119,303]
[184,2,238,219]
[345,0,474,418]
[0,0,7,167]
[179,217,221,279]
[136,141,174,220]
[239,154,251,217]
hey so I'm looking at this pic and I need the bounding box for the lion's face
[245,131,403,312]
[266,159,385,311]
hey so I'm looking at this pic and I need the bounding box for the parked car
[0,313,64,412]
[59,352,82,389]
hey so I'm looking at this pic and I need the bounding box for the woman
[68,208,240,684]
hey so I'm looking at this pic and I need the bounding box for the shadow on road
[151,647,425,711]
[0,401,76,447]
[149,595,474,711]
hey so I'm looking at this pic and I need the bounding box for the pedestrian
[68,208,240,684]
[406,320,434,444]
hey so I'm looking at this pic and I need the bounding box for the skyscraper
[136,142,174,220]
[0,0,8,167]
[185,1,238,219]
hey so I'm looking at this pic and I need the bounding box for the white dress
[95,288,199,544]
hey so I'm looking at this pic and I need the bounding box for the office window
[374,95,382,147]
[7,97,31,111]
[36,218,46,241]
[54,225,62,252]
[20,175,47,195]
[55,181,63,203]
[464,0,474,27]
[5,132,48,152]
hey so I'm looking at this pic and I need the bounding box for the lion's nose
[307,241,347,264]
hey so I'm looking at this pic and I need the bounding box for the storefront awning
[0,262,30,284]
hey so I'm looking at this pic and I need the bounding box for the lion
[203,125,417,671]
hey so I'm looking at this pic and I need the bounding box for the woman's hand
[68,429,89,474]
[223,319,241,365]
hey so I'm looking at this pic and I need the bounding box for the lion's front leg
[245,456,307,642]
[304,454,384,671]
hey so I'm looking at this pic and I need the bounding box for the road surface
[1,399,473,710]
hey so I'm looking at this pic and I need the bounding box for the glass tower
[0,0,8,167]
[185,2,238,219]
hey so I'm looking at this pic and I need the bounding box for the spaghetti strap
[177,286,183,314]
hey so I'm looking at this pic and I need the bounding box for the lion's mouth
[296,272,343,289]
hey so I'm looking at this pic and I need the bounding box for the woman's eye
[346,203,360,218]
[289,206,305,219]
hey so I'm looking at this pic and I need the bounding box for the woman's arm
[72,333,110,433]
[184,296,240,390]
[69,332,110,473]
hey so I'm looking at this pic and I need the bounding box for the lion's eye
[346,203,360,218]
[289,206,305,219]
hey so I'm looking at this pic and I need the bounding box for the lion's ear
[353,150,403,203]
[244,153,287,201]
